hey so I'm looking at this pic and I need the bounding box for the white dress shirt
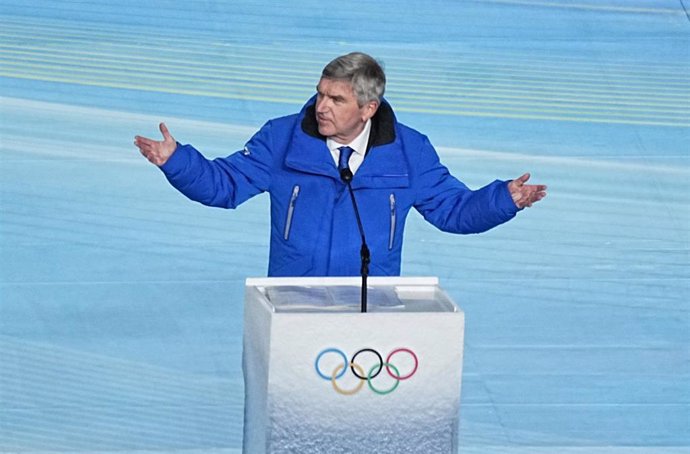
[326,119,371,176]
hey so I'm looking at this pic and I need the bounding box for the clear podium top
[253,279,458,313]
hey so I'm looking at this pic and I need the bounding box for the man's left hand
[508,173,547,209]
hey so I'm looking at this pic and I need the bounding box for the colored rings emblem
[315,347,419,395]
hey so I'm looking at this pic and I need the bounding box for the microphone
[338,147,369,313]
[340,167,353,183]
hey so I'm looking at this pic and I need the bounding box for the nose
[315,95,329,113]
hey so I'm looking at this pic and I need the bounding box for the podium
[242,276,465,454]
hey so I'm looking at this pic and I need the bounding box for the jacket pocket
[283,185,300,241]
[388,193,396,250]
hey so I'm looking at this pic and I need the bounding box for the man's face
[315,78,378,144]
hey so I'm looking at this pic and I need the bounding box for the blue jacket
[160,96,518,276]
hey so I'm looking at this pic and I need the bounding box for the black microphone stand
[340,168,369,313]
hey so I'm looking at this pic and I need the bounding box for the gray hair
[321,52,386,106]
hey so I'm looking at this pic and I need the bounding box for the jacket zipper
[284,185,300,240]
[388,193,396,250]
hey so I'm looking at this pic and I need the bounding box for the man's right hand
[134,122,177,166]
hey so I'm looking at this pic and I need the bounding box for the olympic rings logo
[314,347,419,395]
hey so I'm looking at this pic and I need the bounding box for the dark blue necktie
[338,146,354,174]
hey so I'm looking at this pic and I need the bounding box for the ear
[361,100,379,122]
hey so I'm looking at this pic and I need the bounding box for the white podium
[242,276,465,454]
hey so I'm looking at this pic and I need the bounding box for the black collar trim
[301,100,397,150]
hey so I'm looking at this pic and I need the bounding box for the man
[134,52,546,276]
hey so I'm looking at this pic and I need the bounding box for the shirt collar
[326,119,372,156]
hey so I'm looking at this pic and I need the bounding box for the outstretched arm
[508,173,547,208]
[133,121,275,209]
[134,122,177,166]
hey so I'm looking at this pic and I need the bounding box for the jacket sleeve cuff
[159,142,191,177]
[496,180,520,216]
